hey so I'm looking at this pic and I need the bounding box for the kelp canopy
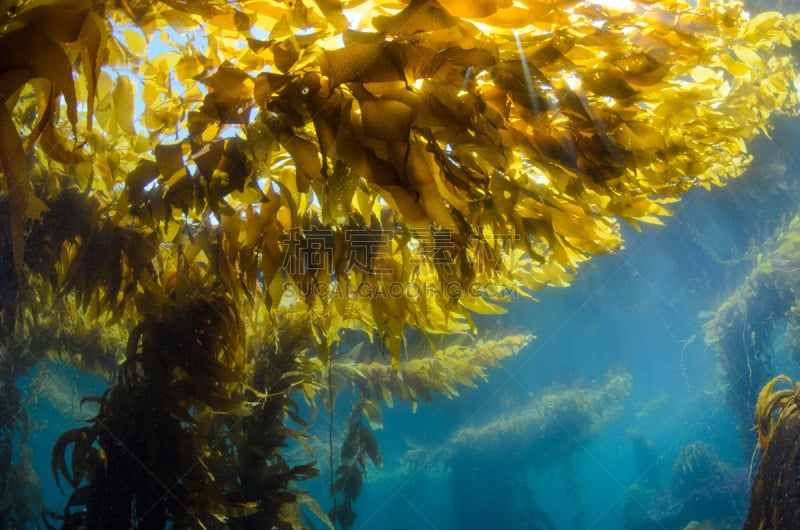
[0,0,800,527]
[2,0,800,352]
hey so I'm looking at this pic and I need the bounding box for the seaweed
[0,444,43,529]
[329,398,382,530]
[0,0,798,528]
[208,319,329,530]
[443,370,632,460]
[48,285,254,529]
[745,375,800,529]
[704,214,800,453]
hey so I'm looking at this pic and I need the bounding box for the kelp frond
[745,375,800,529]
[704,214,800,451]
[330,399,383,530]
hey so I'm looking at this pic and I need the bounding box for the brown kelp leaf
[16,3,91,42]
[199,64,254,124]
[17,2,106,130]
[323,159,359,225]
[320,42,445,87]
[359,424,382,467]
[76,11,106,131]
[358,97,412,143]
[0,101,29,285]
[277,129,323,192]
[125,161,160,206]
[271,40,300,73]
[582,68,638,99]
[155,142,189,182]
[39,120,85,164]
[320,44,404,87]
[0,25,79,154]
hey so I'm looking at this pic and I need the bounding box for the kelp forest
[2,0,800,528]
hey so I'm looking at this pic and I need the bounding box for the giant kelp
[319,330,533,528]
[744,375,800,529]
[397,370,630,530]
[0,0,799,528]
[444,369,632,459]
[321,332,535,419]
[48,281,255,529]
[704,213,800,452]
[395,369,632,473]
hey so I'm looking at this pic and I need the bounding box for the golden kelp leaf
[438,0,512,18]
[612,121,666,150]
[361,399,382,430]
[405,140,456,228]
[175,54,205,82]
[616,52,669,86]
[342,29,385,46]
[459,295,507,315]
[478,4,540,28]
[373,0,457,35]
[121,28,147,55]
[207,10,250,32]
[313,0,348,31]
[112,75,137,137]
[732,44,763,69]
[161,8,203,34]
[755,375,797,450]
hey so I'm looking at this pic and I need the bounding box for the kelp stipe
[744,375,800,529]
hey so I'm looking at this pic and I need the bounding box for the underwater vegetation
[744,375,800,529]
[444,369,632,460]
[624,440,748,529]
[394,370,630,529]
[27,362,101,423]
[0,444,43,529]
[1,0,800,527]
[704,213,800,453]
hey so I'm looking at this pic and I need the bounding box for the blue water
[16,116,800,529]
